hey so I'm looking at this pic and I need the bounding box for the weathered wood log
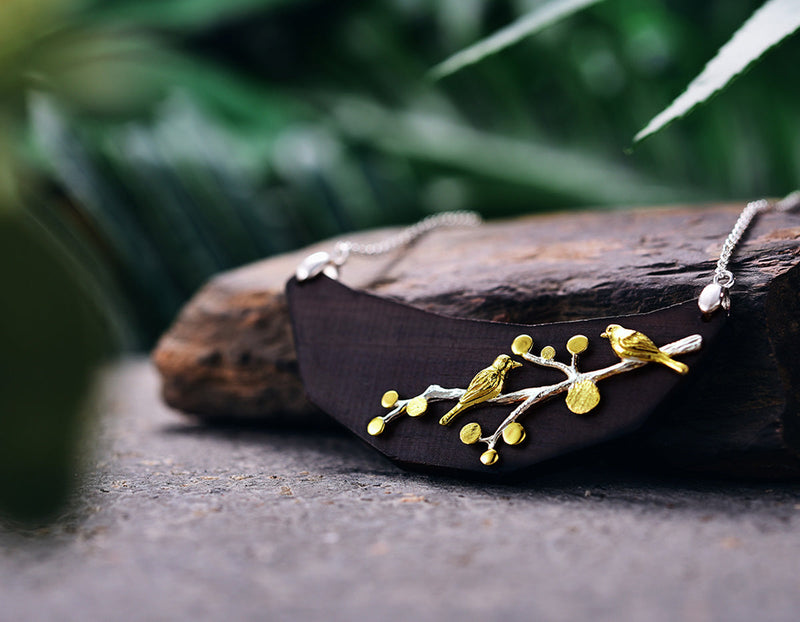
[153,202,800,477]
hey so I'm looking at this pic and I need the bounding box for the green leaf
[0,209,109,522]
[330,97,688,206]
[635,0,800,143]
[30,97,188,338]
[149,54,312,133]
[429,0,603,80]
[88,0,297,31]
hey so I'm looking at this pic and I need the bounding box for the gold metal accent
[381,390,399,408]
[566,335,588,355]
[511,334,533,356]
[565,379,601,414]
[502,422,526,445]
[371,322,700,467]
[367,417,386,436]
[439,354,522,426]
[602,324,689,375]
[460,423,482,445]
[480,449,499,465]
[407,396,428,417]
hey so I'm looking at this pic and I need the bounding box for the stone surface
[3,358,800,621]
[153,202,800,476]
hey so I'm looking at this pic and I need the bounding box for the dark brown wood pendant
[286,275,725,477]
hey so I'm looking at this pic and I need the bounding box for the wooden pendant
[286,276,726,477]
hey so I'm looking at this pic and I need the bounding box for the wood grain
[153,202,800,477]
[287,276,725,477]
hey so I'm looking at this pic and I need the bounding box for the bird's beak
[510,360,523,368]
[600,331,609,339]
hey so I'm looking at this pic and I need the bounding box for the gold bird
[601,324,688,374]
[439,354,522,426]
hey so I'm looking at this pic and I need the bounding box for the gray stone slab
[2,358,800,622]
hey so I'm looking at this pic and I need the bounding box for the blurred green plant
[634,0,800,141]
[24,0,799,348]
[0,0,166,521]
[430,0,603,80]
[430,0,800,142]
[2,0,799,520]
[0,213,108,523]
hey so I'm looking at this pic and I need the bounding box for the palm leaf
[429,0,603,80]
[635,0,800,143]
[330,97,690,206]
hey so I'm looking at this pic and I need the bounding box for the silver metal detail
[776,190,800,212]
[698,282,724,315]
[376,333,703,446]
[295,211,482,281]
[700,191,799,315]
[296,251,336,281]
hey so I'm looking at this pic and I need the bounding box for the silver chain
[296,193,800,316]
[295,211,482,281]
[712,198,770,289]
[333,211,481,262]
[699,190,800,315]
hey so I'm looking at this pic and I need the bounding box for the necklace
[286,193,800,477]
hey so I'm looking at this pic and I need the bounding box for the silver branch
[368,332,702,465]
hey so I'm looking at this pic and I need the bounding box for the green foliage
[88,0,298,31]
[429,0,800,144]
[0,210,108,522]
[1,0,798,520]
[635,0,800,142]
[10,0,800,347]
[430,0,604,80]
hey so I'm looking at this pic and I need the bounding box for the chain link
[776,190,800,212]
[699,191,800,315]
[713,198,770,288]
[295,211,482,281]
[714,192,800,285]
[334,211,482,260]
[297,192,800,302]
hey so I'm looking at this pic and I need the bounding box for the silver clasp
[698,271,733,317]
[295,241,351,281]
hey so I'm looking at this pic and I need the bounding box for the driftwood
[153,202,800,477]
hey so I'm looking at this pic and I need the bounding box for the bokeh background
[1,0,798,519]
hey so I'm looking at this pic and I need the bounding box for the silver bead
[698,282,724,315]
[296,251,337,281]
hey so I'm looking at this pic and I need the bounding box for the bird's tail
[439,404,463,426]
[660,355,689,375]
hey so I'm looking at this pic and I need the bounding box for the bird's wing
[618,331,661,356]
[613,327,636,341]
[459,368,500,404]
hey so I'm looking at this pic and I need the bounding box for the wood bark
[153,202,800,477]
